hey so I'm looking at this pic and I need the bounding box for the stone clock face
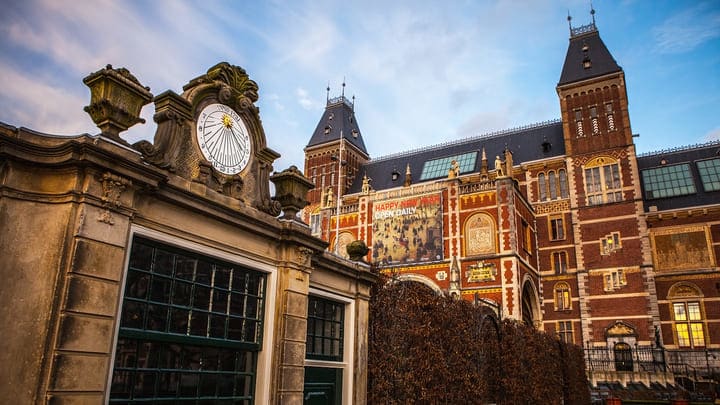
[195,103,252,175]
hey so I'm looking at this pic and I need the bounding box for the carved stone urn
[346,240,369,261]
[270,166,314,220]
[83,64,153,142]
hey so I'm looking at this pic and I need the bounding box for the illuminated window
[600,232,621,255]
[673,302,705,348]
[558,321,573,343]
[554,282,571,311]
[642,163,696,199]
[552,251,568,274]
[419,152,477,181]
[550,216,565,241]
[584,157,622,205]
[538,173,547,201]
[697,158,720,192]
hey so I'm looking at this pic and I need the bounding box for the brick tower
[555,15,658,348]
[302,88,369,244]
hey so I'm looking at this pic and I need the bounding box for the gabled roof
[306,96,367,155]
[637,140,720,212]
[348,120,565,193]
[558,24,622,86]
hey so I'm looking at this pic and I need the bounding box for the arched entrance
[614,342,634,371]
[521,279,540,327]
[391,273,443,295]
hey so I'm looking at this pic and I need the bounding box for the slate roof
[306,96,368,156]
[558,24,622,86]
[347,120,565,193]
[637,141,720,212]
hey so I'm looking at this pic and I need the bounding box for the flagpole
[334,130,344,254]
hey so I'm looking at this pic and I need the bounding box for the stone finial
[83,64,153,142]
[404,163,412,187]
[270,166,315,220]
[346,240,370,261]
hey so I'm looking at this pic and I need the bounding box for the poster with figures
[372,194,443,266]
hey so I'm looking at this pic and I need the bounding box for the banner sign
[372,194,443,266]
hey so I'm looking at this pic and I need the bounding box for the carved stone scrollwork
[204,63,259,115]
[133,91,193,177]
[98,172,131,225]
[295,246,314,268]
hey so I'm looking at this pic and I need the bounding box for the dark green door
[304,366,342,404]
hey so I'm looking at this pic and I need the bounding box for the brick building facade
[302,20,720,389]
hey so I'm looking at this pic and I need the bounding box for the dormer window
[352,129,359,138]
[324,125,332,135]
[583,58,592,69]
[391,170,400,181]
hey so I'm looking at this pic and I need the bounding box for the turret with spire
[303,81,369,207]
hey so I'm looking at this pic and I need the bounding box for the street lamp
[331,130,346,255]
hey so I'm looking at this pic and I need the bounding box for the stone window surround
[306,287,356,405]
[107,225,279,405]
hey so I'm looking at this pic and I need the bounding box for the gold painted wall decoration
[651,226,715,271]
[464,212,496,256]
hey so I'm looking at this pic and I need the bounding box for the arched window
[668,283,706,348]
[554,282,571,311]
[584,157,622,205]
[559,169,568,198]
[538,173,547,201]
[548,171,557,200]
[614,342,633,371]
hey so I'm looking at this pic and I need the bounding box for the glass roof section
[419,152,477,181]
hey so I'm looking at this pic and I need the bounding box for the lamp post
[332,130,346,255]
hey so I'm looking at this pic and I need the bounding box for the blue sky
[1,0,718,172]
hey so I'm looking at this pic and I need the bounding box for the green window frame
[306,296,345,362]
[642,163,696,199]
[697,158,720,192]
[419,152,477,181]
[110,237,266,403]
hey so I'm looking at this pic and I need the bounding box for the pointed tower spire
[326,83,330,104]
[341,78,346,98]
[567,11,572,34]
[404,163,412,187]
[590,1,596,25]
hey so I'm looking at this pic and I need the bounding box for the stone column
[272,244,314,404]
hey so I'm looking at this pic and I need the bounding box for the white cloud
[703,127,720,142]
[652,3,720,54]
[296,87,320,110]
[0,62,94,135]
